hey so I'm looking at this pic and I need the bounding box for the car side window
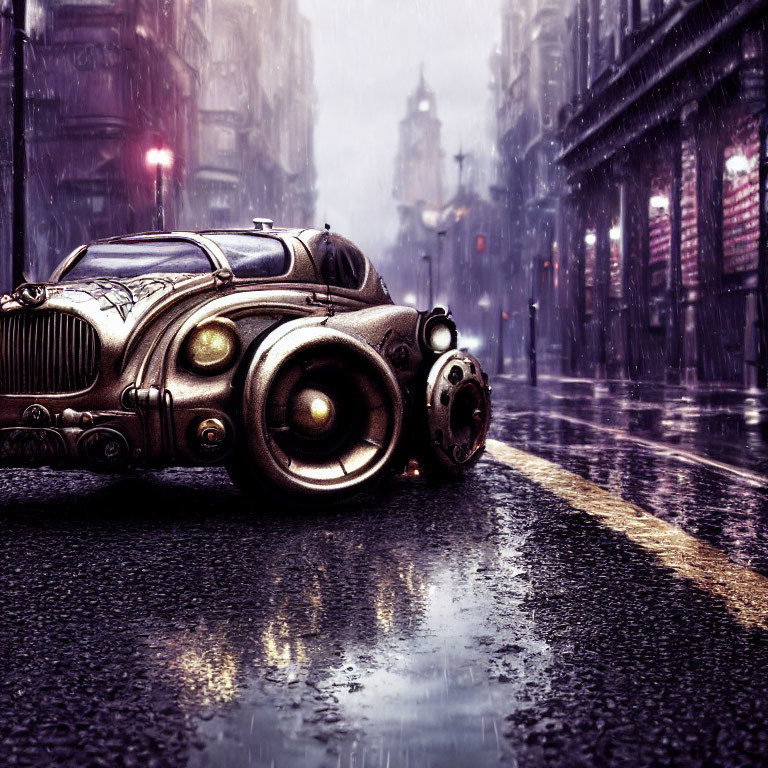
[205,234,289,278]
[63,241,214,280]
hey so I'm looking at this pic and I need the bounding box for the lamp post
[528,297,537,386]
[146,146,173,230]
[422,254,433,310]
[436,229,446,304]
[8,0,27,289]
[454,147,467,194]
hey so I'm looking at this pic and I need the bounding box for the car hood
[1,273,211,324]
[46,275,204,321]
[0,274,220,375]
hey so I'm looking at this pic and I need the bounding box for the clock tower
[393,68,444,209]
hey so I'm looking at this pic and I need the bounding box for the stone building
[188,0,316,229]
[495,0,569,372]
[558,0,768,388]
[0,0,316,290]
[20,0,211,281]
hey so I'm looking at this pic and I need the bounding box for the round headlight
[184,318,240,374]
[429,322,454,352]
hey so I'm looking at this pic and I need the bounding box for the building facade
[22,0,210,282]
[495,0,569,373]
[0,0,316,290]
[438,182,508,371]
[188,0,316,229]
[558,0,768,388]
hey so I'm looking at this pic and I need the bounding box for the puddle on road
[179,485,551,768]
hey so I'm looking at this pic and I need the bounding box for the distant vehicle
[0,222,491,502]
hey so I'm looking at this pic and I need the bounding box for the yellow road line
[486,438,768,631]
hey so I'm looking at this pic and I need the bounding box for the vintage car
[0,221,491,501]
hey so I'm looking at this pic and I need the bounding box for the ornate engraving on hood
[47,275,192,321]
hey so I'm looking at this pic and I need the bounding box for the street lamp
[146,146,174,230]
[3,0,28,289]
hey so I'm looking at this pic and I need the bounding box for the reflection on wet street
[1,377,768,767]
[493,376,768,476]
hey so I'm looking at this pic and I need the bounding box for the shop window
[648,173,671,329]
[609,221,622,300]
[648,185,671,289]
[680,137,698,287]
[584,228,596,317]
[722,116,760,275]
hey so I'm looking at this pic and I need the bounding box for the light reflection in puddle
[328,567,514,768]
[186,531,550,768]
[178,646,239,707]
[161,630,241,708]
[263,618,310,669]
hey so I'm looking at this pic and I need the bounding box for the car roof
[95,227,308,243]
[55,228,392,305]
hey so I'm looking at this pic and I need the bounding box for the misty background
[4,0,762,387]
[299,0,501,265]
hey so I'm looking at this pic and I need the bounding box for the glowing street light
[146,146,174,230]
[146,147,174,169]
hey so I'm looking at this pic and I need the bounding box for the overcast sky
[298,0,501,264]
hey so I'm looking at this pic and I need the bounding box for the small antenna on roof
[322,223,335,320]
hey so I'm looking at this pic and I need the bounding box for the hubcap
[289,388,337,437]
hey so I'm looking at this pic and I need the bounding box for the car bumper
[0,404,146,470]
[0,391,234,470]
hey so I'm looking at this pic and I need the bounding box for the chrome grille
[0,311,100,394]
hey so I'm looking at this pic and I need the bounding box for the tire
[234,324,404,504]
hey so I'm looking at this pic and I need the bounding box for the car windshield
[62,241,214,280]
[205,234,289,278]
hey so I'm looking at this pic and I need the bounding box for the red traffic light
[475,234,486,253]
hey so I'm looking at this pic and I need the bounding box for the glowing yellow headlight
[184,318,240,374]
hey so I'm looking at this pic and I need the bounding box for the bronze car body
[0,226,491,500]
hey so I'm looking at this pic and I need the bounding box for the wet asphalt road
[2,379,768,767]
